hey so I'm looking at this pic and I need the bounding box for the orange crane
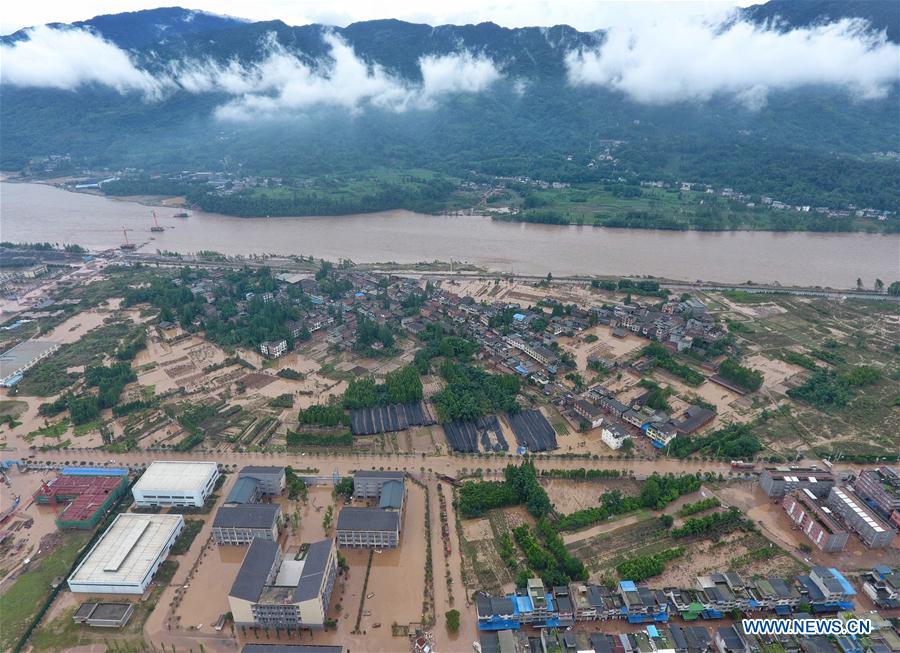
[150,210,164,232]
[119,226,137,250]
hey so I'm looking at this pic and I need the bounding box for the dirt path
[562,513,647,545]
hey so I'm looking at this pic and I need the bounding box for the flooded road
[3,181,899,287]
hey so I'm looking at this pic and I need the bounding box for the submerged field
[703,292,900,458]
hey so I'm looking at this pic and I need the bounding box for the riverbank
[3,181,899,288]
[7,175,897,234]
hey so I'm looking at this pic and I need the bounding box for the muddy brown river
[2,181,898,286]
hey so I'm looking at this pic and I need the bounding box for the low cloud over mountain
[564,13,899,109]
[1,26,505,117]
[0,25,165,97]
[3,5,897,117]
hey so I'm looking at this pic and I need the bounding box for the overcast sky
[2,0,756,35]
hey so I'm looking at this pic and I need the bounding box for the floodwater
[3,181,899,287]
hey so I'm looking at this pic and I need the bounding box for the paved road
[19,447,862,481]
[123,252,898,299]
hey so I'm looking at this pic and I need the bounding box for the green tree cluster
[342,365,423,409]
[668,423,761,459]
[717,359,763,392]
[616,547,685,581]
[555,473,702,531]
[457,461,550,518]
[678,497,721,517]
[298,404,349,427]
[432,361,520,422]
[671,507,748,538]
[642,343,705,386]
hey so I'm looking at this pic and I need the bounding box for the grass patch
[155,560,179,584]
[0,532,91,652]
[722,290,780,304]
[24,420,69,442]
[72,419,101,437]
[0,399,28,417]
[16,320,142,396]
[550,417,570,436]
[169,519,204,555]
[31,581,166,652]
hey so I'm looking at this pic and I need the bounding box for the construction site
[34,467,129,529]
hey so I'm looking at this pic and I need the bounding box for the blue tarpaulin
[830,568,856,596]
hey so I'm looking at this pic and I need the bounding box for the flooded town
[0,237,897,653]
[1,1,900,652]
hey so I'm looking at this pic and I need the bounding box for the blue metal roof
[225,477,260,504]
[620,580,637,592]
[378,480,404,509]
[61,467,128,476]
[477,619,520,631]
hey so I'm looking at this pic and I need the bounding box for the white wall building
[68,513,184,594]
[132,461,219,508]
[601,424,630,450]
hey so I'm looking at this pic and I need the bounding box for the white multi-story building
[132,461,219,508]
[259,339,287,358]
[601,424,629,450]
[228,539,338,629]
[336,507,400,548]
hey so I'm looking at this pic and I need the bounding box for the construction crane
[150,210,164,232]
[77,226,141,251]
[119,226,137,250]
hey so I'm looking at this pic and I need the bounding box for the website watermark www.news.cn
[742,619,871,636]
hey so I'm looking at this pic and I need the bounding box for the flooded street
[3,181,899,287]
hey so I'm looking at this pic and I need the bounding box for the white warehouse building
[132,461,219,508]
[68,513,184,594]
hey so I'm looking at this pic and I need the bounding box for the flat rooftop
[75,601,134,622]
[69,513,183,588]
[764,467,836,482]
[831,487,891,534]
[0,339,59,377]
[133,461,218,493]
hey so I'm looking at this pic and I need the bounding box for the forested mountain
[742,0,899,42]
[1,3,898,214]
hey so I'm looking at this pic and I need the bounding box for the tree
[546,272,553,283]
[856,277,864,290]
[445,609,460,633]
[874,278,884,292]
[717,359,763,392]
[334,477,354,498]
[888,281,900,297]
[660,514,674,529]
[285,467,308,501]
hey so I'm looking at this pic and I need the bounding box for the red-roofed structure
[35,474,129,529]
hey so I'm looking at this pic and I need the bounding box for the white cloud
[0,26,504,117]
[0,25,164,96]
[565,15,900,108]
[208,36,502,119]
[419,51,501,100]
